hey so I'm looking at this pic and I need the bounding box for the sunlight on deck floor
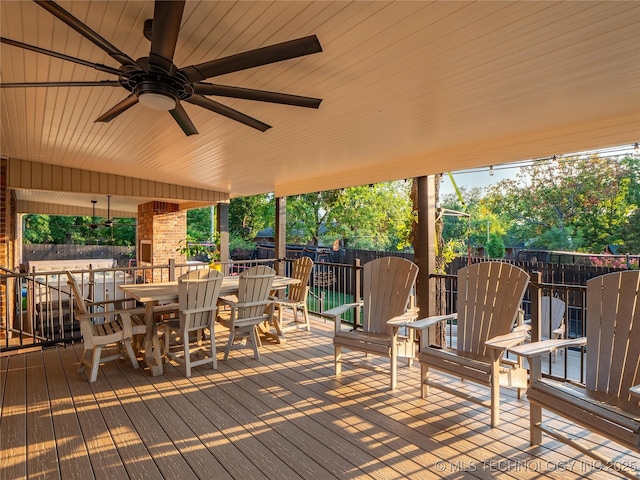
[1,317,637,479]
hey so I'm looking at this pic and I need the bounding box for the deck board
[1,353,26,480]
[25,352,59,480]
[1,316,638,479]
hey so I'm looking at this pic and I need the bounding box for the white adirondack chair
[324,256,419,390]
[271,256,314,334]
[67,271,140,382]
[218,265,275,360]
[163,268,224,377]
[511,270,640,471]
[409,262,530,427]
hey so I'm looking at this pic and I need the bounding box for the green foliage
[441,153,639,256]
[23,214,135,246]
[486,234,505,259]
[186,207,213,241]
[177,232,220,262]
[229,194,274,242]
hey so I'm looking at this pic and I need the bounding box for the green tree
[229,194,274,243]
[483,155,635,252]
[324,182,411,250]
[486,234,505,258]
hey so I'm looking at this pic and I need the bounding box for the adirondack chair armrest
[76,308,142,322]
[226,300,273,309]
[406,313,457,331]
[322,302,364,333]
[509,337,587,359]
[386,308,421,327]
[323,302,363,319]
[552,324,566,337]
[181,305,218,315]
[630,385,640,401]
[85,298,131,309]
[485,330,530,352]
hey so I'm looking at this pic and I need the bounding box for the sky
[439,167,514,197]
[439,144,637,198]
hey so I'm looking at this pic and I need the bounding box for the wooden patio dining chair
[511,270,640,470]
[66,271,142,382]
[324,256,420,390]
[162,268,224,377]
[271,256,314,334]
[408,262,530,427]
[217,265,276,360]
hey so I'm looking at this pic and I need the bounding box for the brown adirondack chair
[67,271,141,382]
[511,270,640,469]
[162,268,224,377]
[218,265,275,360]
[409,262,530,427]
[271,256,314,334]
[324,256,419,390]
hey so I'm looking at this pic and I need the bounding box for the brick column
[0,158,16,337]
[137,201,187,282]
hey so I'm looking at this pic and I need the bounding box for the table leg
[143,301,163,376]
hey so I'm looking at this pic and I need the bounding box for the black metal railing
[1,258,592,384]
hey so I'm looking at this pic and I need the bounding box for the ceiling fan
[0,0,323,135]
[77,196,130,229]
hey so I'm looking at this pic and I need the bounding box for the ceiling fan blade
[180,35,322,82]
[1,80,121,88]
[148,0,185,72]
[95,94,138,123]
[0,37,122,75]
[170,101,198,136]
[192,83,322,109]
[185,95,271,132]
[34,0,140,68]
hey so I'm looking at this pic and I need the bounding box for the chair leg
[390,343,397,391]
[490,357,500,427]
[184,337,191,377]
[335,345,342,375]
[123,339,139,370]
[210,325,217,370]
[302,304,310,331]
[89,346,102,383]
[420,363,430,398]
[78,349,91,373]
[530,403,543,445]
[250,326,260,360]
[224,330,235,360]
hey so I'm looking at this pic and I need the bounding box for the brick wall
[138,201,187,282]
[0,158,16,337]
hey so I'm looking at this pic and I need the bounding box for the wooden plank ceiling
[1,1,639,212]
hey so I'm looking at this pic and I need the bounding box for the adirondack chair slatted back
[362,257,419,335]
[237,265,276,319]
[586,270,640,403]
[287,257,314,303]
[540,296,565,339]
[66,271,89,317]
[179,268,224,330]
[457,262,529,357]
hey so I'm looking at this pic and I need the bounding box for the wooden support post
[274,197,286,276]
[354,258,361,327]
[415,175,438,345]
[217,202,230,264]
[530,271,542,342]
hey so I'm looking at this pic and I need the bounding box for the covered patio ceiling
[1,1,639,214]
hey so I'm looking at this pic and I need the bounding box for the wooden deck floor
[1,317,637,480]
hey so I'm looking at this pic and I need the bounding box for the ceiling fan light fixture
[138,91,176,110]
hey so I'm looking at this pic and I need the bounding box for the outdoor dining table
[119,275,300,376]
